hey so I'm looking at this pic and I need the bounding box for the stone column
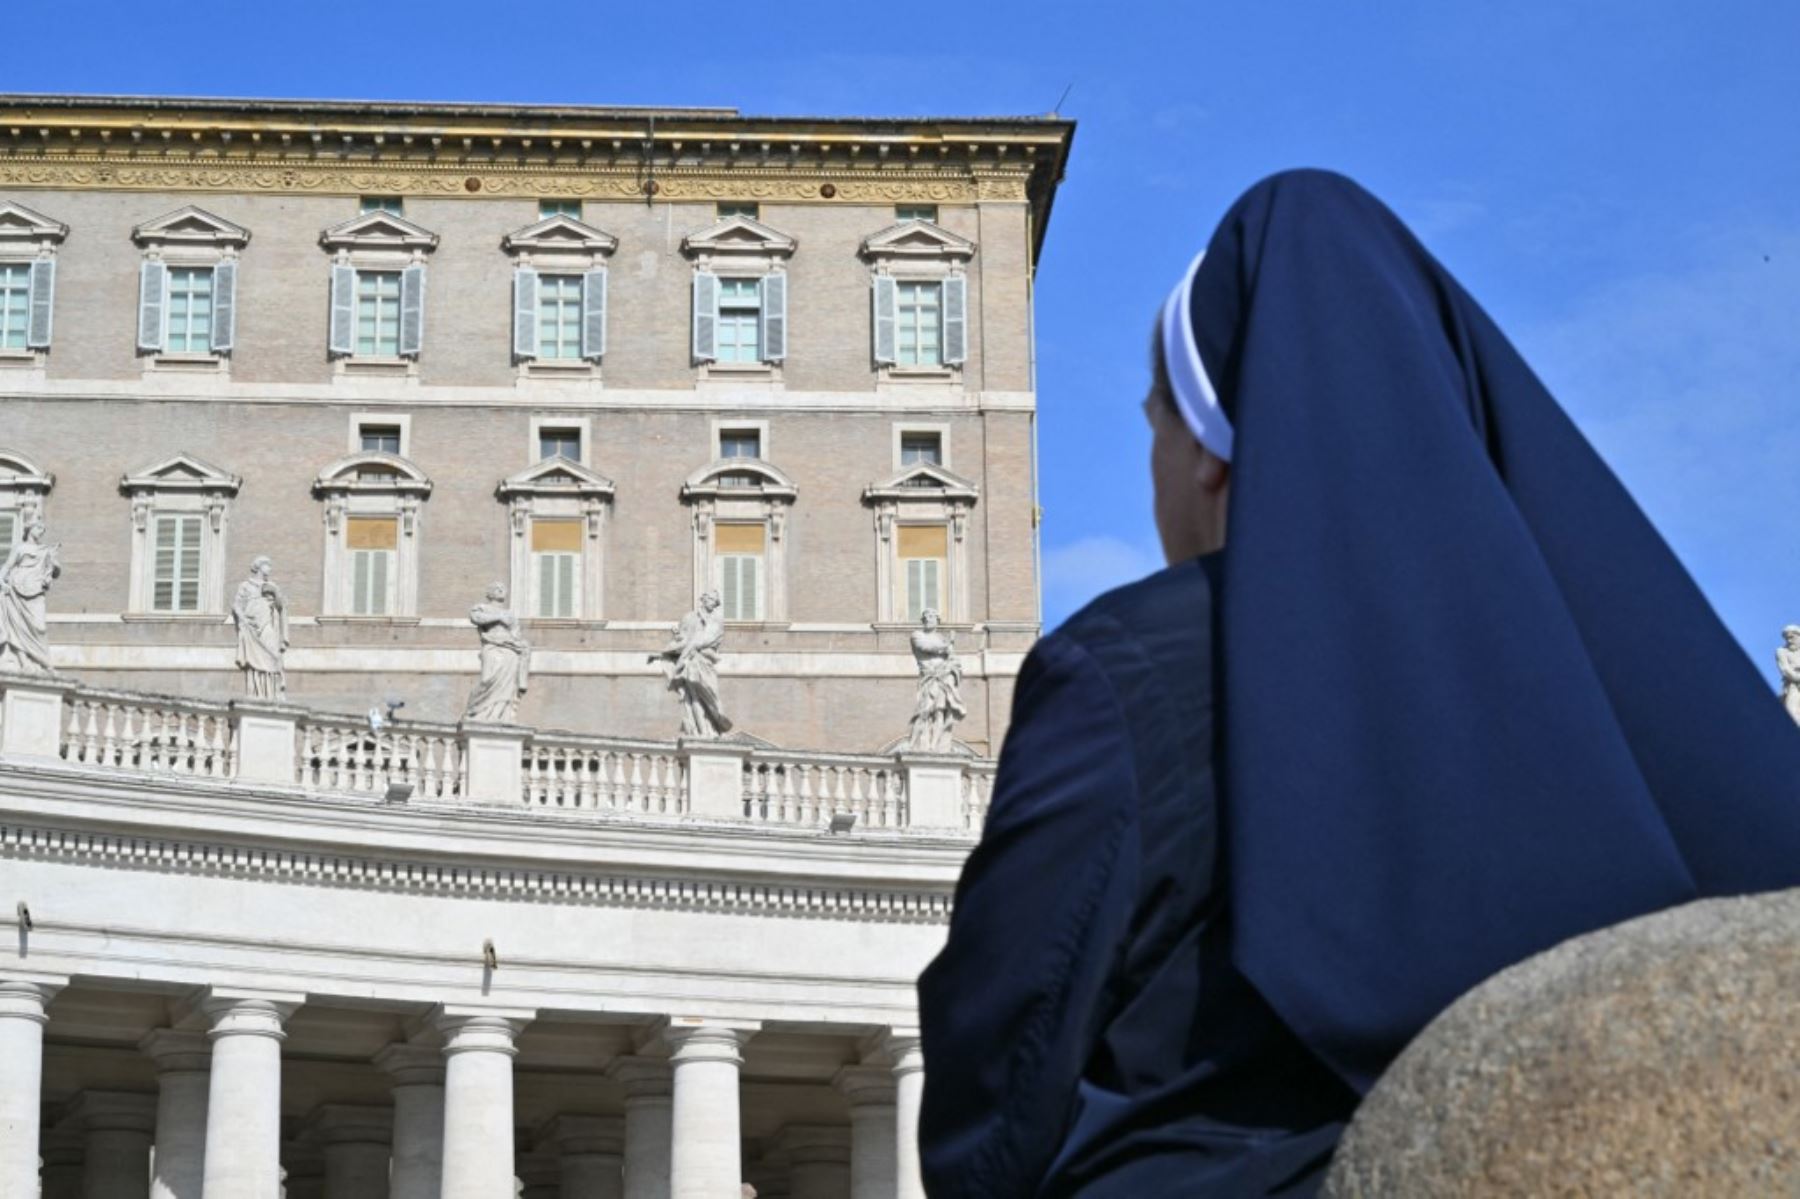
[279,1144,324,1199]
[38,1129,82,1199]
[141,1029,211,1199]
[886,1032,925,1199]
[436,1008,533,1199]
[374,1043,445,1199]
[302,1105,392,1199]
[773,1126,850,1199]
[0,977,64,1199]
[517,1152,561,1199]
[539,1114,625,1198]
[665,1020,758,1199]
[834,1065,897,1199]
[65,1090,156,1198]
[199,993,301,1199]
[605,1055,672,1199]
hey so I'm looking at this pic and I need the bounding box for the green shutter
[558,553,576,618]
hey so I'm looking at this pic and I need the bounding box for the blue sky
[22,1,1800,679]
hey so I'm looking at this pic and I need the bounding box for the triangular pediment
[319,211,439,252]
[502,214,618,255]
[865,462,979,500]
[132,205,249,248]
[681,215,797,258]
[121,452,241,494]
[497,457,616,497]
[861,220,975,261]
[0,201,68,244]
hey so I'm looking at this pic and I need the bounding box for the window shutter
[154,516,178,611]
[328,264,355,356]
[0,513,14,549]
[373,551,390,615]
[743,555,761,620]
[581,267,608,361]
[760,272,787,362]
[536,553,555,618]
[943,275,968,365]
[872,275,897,364]
[512,267,538,361]
[558,553,577,617]
[137,260,168,353]
[26,259,55,349]
[719,556,740,620]
[178,517,202,612]
[399,264,426,357]
[211,261,238,354]
[692,271,719,362]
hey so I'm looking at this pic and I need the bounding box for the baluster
[626,754,643,812]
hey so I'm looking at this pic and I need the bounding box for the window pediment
[861,221,975,263]
[681,215,797,261]
[682,458,798,500]
[313,452,433,496]
[0,201,68,248]
[0,450,53,493]
[319,211,439,254]
[132,205,250,250]
[864,463,979,503]
[502,214,618,257]
[497,457,616,500]
[120,452,242,497]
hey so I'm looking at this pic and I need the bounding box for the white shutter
[512,267,539,361]
[352,551,370,614]
[0,512,14,550]
[153,516,178,611]
[536,553,555,618]
[26,259,54,349]
[211,261,237,354]
[943,275,968,365]
[399,264,426,357]
[742,555,761,620]
[152,515,202,613]
[760,272,787,362]
[581,267,608,361]
[872,275,897,364]
[137,260,168,352]
[718,556,739,621]
[558,553,577,617]
[178,519,202,611]
[692,271,719,362]
[906,558,923,622]
[328,264,355,356]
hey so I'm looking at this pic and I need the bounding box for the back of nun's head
[1172,169,1800,1093]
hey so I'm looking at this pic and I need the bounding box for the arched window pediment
[682,458,798,500]
[313,452,434,496]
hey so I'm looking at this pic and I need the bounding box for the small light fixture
[483,939,498,971]
[827,812,857,835]
[15,901,32,932]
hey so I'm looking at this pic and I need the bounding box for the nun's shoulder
[1040,555,1216,685]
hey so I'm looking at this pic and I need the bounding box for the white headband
[1160,250,1234,462]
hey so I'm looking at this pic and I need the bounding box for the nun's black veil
[1195,170,1800,1092]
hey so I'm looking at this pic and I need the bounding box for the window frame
[681,213,795,380]
[312,452,433,620]
[498,457,615,624]
[319,210,439,376]
[0,450,53,556]
[348,413,412,458]
[861,218,976,385]
[0,201,67,366]
[864,461,979,626]
[503,214,617,379]
[121,453,242,618]
[681,457,797,624]
[131,205,249,370]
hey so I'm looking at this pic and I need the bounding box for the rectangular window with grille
[898,524,948,622]
[539,199,582,219]
[896,281,942,367]
[359,424,402,454]
[717,202,759,220]
[0,264,30,350]
[896,204,939,223]
[715,523,766,621]
[152,514,203,613]
[164,266,214,354]
[901,432,943,466]
[347,516,398,616]
[360,196,404,215]
[536,274,583,360]
[538,427,582,462]
[716,278,762,363]
[531,519,582,618]
[355,271,402,357]
[719,429,761,459]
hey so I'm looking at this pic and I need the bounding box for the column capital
[884,1029,924,1078]
[58,1088,158,1134]
[664,1017,761,1066]
[374,1041,447,1087]
[0,976,64,1023]
[200,991,302,1042]
[536,1112,625,1155]
[833,1063,897,1109]
[772,1123,852,1166]
[605,1053,674,1099]
[432,1006,534,1057]
[140,1027,212,1073]
[299,1102,394,1146]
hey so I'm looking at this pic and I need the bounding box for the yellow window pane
[531,519,583,552]
[715,523,766,554]
[897,524,948,559]
[346,517,398,550]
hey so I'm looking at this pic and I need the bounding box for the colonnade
[0,979,926,1199]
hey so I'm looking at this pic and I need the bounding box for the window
[359,424,402,454]
[896,281,943,367]
[897,204,939,223]
[360,196,404,215]
[715,523,766,621]
[536,274,583,360]
[539,199,582,219]
[347,516,398,615]
[0,510,15,550]
[539,427,582,462]
[356,271,403,356]
[718,202,759,220]
[531,519,582,618]
[152,514,204,613]
[716,278,762,364]
[900,431,943,467]
[719,429,761,459]
[0,264,28,350]
[898,524,948,622]
[164,267,214,354]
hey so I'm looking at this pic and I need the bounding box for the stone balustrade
[0,671,992,835]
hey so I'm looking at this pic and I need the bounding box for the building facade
[0,95,1071,1198]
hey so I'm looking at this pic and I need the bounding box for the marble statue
[230,556,289,699]
[0,519,61,675]
[1779,626,1800,726]
[463,583,530,724]
[654,590,733,738]
[906,608,967,753]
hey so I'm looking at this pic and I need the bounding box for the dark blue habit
[916,170,1800,1197]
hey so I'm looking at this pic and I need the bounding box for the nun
[916,169,1800,1197]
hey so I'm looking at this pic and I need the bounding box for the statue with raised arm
[231,555,289,699]
[1779,626,1800,726]
[463,583,530,724]
[653,590,733,738]
[906,608,967,752]
[0,519,61,675]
